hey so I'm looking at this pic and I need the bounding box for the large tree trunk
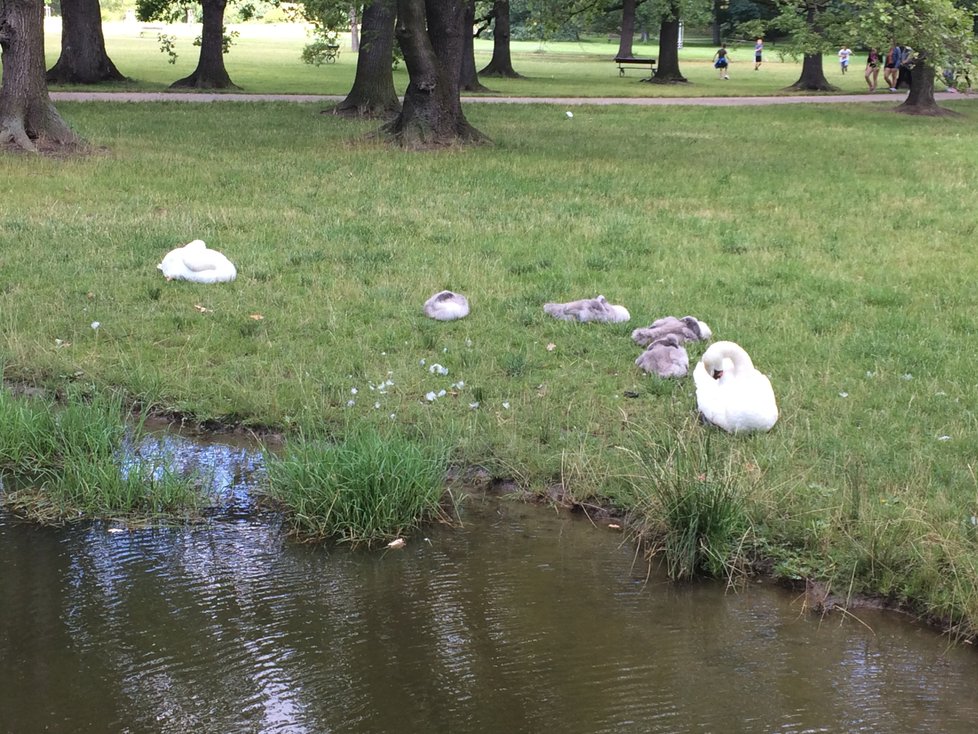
[711,0,722,46]
[0,0,80,151]
[651,10,686,84]
[46,0,125,84]
[615,0,636,59]
[896,61,947,116]
[459,0,489,92]
[170,0,238,89]
[479,0,520,77]
[381,0,487,147]
[331,0,399,118]
[787,53,837,91]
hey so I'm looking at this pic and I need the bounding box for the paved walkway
[49,90,969,106]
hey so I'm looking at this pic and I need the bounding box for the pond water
[2,432,978,734]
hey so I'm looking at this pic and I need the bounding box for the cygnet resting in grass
[631,315,712,348]
[423,290,470,321]
[543,295,630,323]
[158,240,237,283]
[635,334,689,378]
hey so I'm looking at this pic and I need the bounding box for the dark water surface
[2,433,977,734]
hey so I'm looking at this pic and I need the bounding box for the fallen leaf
[86,292,95,300]
[194,304,212,313]
[249,313,264,320]
[608,523,621,531]
[546,342,556,352]
[387,538,406,549]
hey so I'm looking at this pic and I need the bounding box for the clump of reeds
[263,425,456,545]
[0,390,201,523]
[624,421,753,581]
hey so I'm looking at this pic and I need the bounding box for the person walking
[864,47,881,91]
[714,44,730,79]
[838,46,853,74]
[884,42,902,91]
[754,38,763,71]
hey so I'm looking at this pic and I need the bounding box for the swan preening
[543,295,630,324]
[158,240,237,283]
[632,315,712,348]
[635,334,689,378]
[693,341,778,434]
[424,290,470,321]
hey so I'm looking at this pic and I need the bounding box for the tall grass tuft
[0,390,201,523]
[263,425,456,545]
[624,421,753,581]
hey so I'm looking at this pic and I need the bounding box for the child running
[714,44,730,79]
[838,46,853,74]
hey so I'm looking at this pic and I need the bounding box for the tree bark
[331,0,400,118]
[1,0,80,151]
[615,0,636,59]
[349,5,359,53]
[479,0,520,77]
[895,61,948,116]
[711,0,721,46]
[459,0,489,92]
[170,0,238,89]
[786,53,837,91]
[651,10,687,84]
[46,0,126,84]
[381,0,487,147]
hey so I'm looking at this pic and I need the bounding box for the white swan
[158,240,237,283]
[693,341,778,434]
[543,295,630,323]
[423,290,470,321]
[635,334,689,378]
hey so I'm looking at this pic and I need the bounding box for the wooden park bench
[614,57,656,81]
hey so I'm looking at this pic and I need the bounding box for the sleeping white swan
[158,240,237,283]
[693,341,778,434]
[423,290,470,321]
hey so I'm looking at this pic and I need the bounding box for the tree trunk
[0,0,80,152]
[651,11,686,83]
[459,0,489,92]
[170,0,238,89]
[479,0,520,78]
[332,0,400,118]
[711,0,721,46]
[349,5,359,53]
[787,53,837,91]
[46,0,125,84]
[381,0,487,147]
[896,61,948,116]
[615,0,635,59]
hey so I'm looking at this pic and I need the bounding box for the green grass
[42,21,913,98]
[0,390,203,522]
[263,425,455,545]
[4,87,978,634]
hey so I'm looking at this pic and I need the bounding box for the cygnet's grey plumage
[631,315,712,347]
[635,334,690,378]
[423,290,470,321]
[543,295,630,323]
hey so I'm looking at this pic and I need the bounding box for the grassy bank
[42,21,907,98]
[4,98,978,635]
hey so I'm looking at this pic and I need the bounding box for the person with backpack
[884,43,903,91]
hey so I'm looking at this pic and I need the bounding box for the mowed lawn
[9,30,978,635]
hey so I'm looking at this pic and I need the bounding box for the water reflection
[2,431,978,733]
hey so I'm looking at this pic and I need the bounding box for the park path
[49,90,967,107]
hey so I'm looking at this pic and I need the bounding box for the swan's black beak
[712,369,724,380]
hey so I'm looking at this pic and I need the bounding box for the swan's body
[543,295,630,324]
[693,341,778,434]
[635,334,689,378]
[158,240,237,283]
[424,290,470,321]
[632,315,712,348]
